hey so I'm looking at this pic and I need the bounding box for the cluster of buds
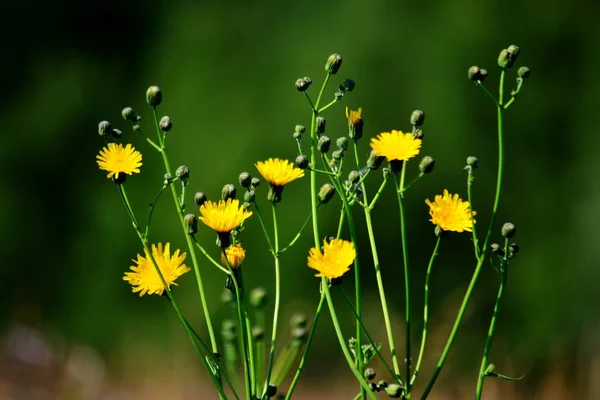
[237,172,260,210]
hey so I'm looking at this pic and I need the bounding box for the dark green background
[2,0,599,398]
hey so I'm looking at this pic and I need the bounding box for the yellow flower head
[256,158,304,187]
[346,107,362,125]
[96,143,142,179]
[370,130,422,162]
[307,238,356,280]
[221,243,246,269]
[123,243,190,296]
[199,198,252,233]
[425,189,476,232]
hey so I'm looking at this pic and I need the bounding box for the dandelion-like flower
[346,107,364,140]
[221,243,246,269]
[370,130,422,162]
[255,158,304,203]
[123,243,189,296]
[425,189,476,232]
[96,143,142,180]
[199,199,252,233]
[346,107,362,125]
[307,238,356,279]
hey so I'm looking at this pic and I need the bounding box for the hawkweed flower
[96,143,142,180]
[425,189,476,232]
[199,199,252,248]
[370,130,421,172]
[346,107,364,141]
[255,158,304,203]
[123,243,189,296]
[222,243,246,292]
[307,238,356,280]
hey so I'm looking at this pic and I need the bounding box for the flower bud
[318,183,336,204]
[164,173,173,186]
[509,242,520,256]
[159,116,172,132]
[184,213,198,235]
[367,150,385,170]
[295,125,305,134]
[332,149,344,161]
[419,156,435,174]
[266,383,277,398]
[501,222,516,238]
[295,78,309,92]
[251,177,260,188]
[385,384,402,398]
[194,192,207,207]
[293,131,302,140]
[518,66,531,79]
[325,53,342,74]
[238,172,252,188]
[176,165,190,182]
[490,243,504,256]
[121,107,136,122]
[318,135,331,153]
[244,190,255,204]
[303,76,312,86]
[98,121,111,136]
[295,155,309,170]
[507,44,520,61]
[221,319,236,342]
[480,69,488,80]
[146,85,162,107]
[364,367,376,381]
[221,184,237,201]
[348,170,360,184]
[252,327,264,341]
[291,327,308,342]
[336,137,349,151]
[410,110,425,127]
[250,287,268,308]
[111,128,123,139]
[498,46,519,69]
[369,382,379,392]
[346,107,364,141]
[413,128,424,139]
[468,66,482,81]
[466,156,479,168]
[316,116,326,134]
[340,79,355,92]
[290,313,308,329]
[377,380,388,390]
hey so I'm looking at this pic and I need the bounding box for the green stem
[255,309,265,395]
[401,172,424,195]
[318,98,338,113]
[367,173,390,210]
[279,210,314,254]
[467,168,480,259]
[420,69,506,400]
[144,184,166,237]
[475,83,500,106]
[254,202,275,251]
[118,183,140,232]
[193,239,229,274]
[411,236,441,387]
[336,206,346,238]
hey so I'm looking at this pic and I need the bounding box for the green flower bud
[290,313,308,329]
[266,383,277,398]
[244,190,255,204]
[340,78,355,92]
[295,78,309,92]
[490,243,504,256]
[501,222,516,238]
[369,382,379,392]
[325,53,342,74]
[332,149,344,161]
[318,183,336,204]
[238,172,251,188]
[221,184,237,201]
[413,128,424,139]
[468,66,481,81]
[410,110,425,127]
[377,380,388,390]
[316,116,326,134]
[318,135,331,153]
[367,150,385,170]
[336,136,349,151]
[480,68,488,80]
[466,156,479,168]
[385,383,402,398]
[98,121,111,136]
[221,319,236,342]
[293,131,302,140]
[510,242,520,256]
[419,156,435,174]
[303,76,312,86]
[291,327,308,342]
[121,107,136,122]
[194,192,207,207]
[159,116,172,132]
[175,165,190,182]
[498,46,519,69]
[295,155,309,170]
[250,287,268,308]
[518,66,531,78]
[146,85,162,107]
[507,44,520,61]
[364,367,376,381]
[295,125,305,134]
[251,177,260,188]
[111,128,123,139]
[252,327,264,341]
[184,213,198,235]
[164,173,173,186]
[348,170,360,184]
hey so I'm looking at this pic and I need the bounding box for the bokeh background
[2,0,599,398]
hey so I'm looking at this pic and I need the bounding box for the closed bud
[332,149,344,161]
[490,243,504,256]
[244,190,255,204]
[325,53,342,74]
[419,156,435,174]
[146,85,162,107]
[250,287,268,308]
[507,44,520,61]
[295,78,309,92]
[252,327,264,341]
[501,222,516,238]
[480,69,488,80]
[295,125,306,134]
[293,131,302,139]
[251,177,261,188]
[518,66,531,79]
[194,192,207,207]
[410,110,425,127]
[385,384,402,398]
[164,173,173,186]
[159,116,172,132]
[369,382,379,392]
[121,107,136,121]
[184,213,198,235]
[266,383,277,398]
[295,155,309,170]
[348,170,360,184]
[318,135,331,153]
[238,172,252,188]
[367,150,385,170]
[98,121,111,136]
[340,79,355,92]
[468,66,481,81]
[221,184,237,201]
[111,128,123,139]
[509,242,520,256]
[413,128,424,139]
[290,313,308,329]
[364,367,376,381]
[377,380,388,390]
[466,156,479,168]
[176,165,190,182]
[318,183,336,204]
[316,116,326,134]
[498,46,519,69]
[336,136,349,151]
[303,76,312,86]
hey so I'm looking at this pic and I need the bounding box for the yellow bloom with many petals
[123,243,189,296]
[199,198,252,233]
[221,243,246,269]
[370,130,422,162]
[307,238,356,279]
[96,143,142,179]
[256,158,304,187]
[425,189,476,232]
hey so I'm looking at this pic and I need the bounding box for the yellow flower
[346,107,364,140]
[199,198,252,233]
[346,107,362,125]
[370,130,422,162]
[96,143,142,179]
[221,243,246,269]
[123,243,190,296]
[307,238,356,279]
[425,189,476,232]
[256,158,304,187]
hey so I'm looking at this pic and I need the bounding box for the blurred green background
[2,0,599,398]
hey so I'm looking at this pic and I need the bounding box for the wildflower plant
[97,45,529,399]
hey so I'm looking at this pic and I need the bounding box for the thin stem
[367,172,390,210]
[118,183,140,232]
[467,167,480,259]
[309,167,337,176]
[420,69,507,399]
[255,309,265,395]
[279,210,314,254]
[336,206,346,238]
[192,239,229,274]
[475,82,500,106]
[401,172,424,195]
[303,92,315,111]
[411,236,442,387]
[144,184,166,237]
[135,126,163,152]
[317,98,338,113]
[254,202,274,251]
